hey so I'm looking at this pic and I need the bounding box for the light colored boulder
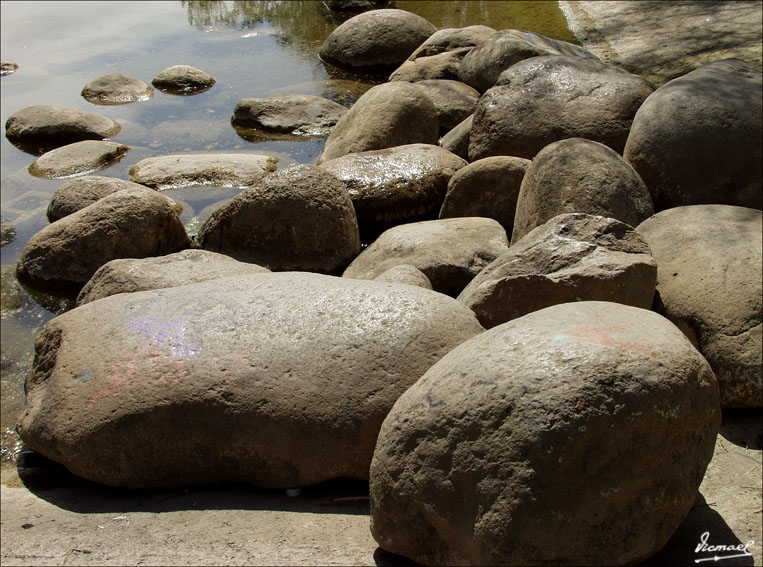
[409,80,480,134]
[151,65,216,93]
[81,74,153,105]
[373,264,432,290]
[47,176,150,222]
[408,25,496,60]
[28,140,130,179]
[232,94,347,137]
[389,48,470,82]
[438,114,472,160]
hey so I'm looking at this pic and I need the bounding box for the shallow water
[0,1,577,471]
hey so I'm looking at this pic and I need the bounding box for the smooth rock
[317,82,439,164]
[319,9,437,71]
[408,25,496,60]
[151,65,216,93]
[47,176,151,222]
[318,144,467,234]
[409,80,479,134]
[373,264,432,290]
[18,272,484,488]
[343,217,509,297]
[1,61,18,76]
[438,114,472,160]
[623,59,762,210]
[28,140,130,179]
[128,153,279,189]
[389,48,471,82]
[77,249,270,305]
[459,213,656,328]
[459,29,597,93]
[469,55,654,161]
[439,156,530,235]
[324,0,390,13]
[370,301,720,566]
[81,74,153,105]
[636,205,762,408]
[512,138,654,243]
[17,188,190,292]
[4,105,122,154]
[232,95,347,137]
[197,165,360,274]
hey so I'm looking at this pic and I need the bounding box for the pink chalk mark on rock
[562,325,658,359]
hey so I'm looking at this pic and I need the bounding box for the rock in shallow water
[81,73,153,105]
[151,65,216,94]
[17,272,484,489]
[47,176,152,222]
[370,301,720,566]
[28,140,130,179]
[232,94,347,137]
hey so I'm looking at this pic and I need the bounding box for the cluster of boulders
[5,6,762,566]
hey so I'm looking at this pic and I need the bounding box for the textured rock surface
[459,213,656,328]
[80,74,153,105]
[439,156,530,235]
[17,188,190,292]
[637,205,762,408]
[319,9,436,71]
[370,301,720,566]
[28,140,130,179]
[197,165,360,274]
[408,25,496,60]
[408,80,480,134]
[373,264,432,290]
[317,82,439,164]
[232,95,347,137]
[469,55,654,160]
[388,48,471,82]
[128,153,279,189]
[623,59,762,210]
[5,105,121,154]
[512,138,654,243]
[17,272,484,488]
[343,217,509,297]
[151,65,216,93]
[47,176,152,222]
[77,249,270,305]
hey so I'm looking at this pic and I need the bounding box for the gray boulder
[319,9,436,71]
[28,140,130,179]
[409,80,480,134]
[373,264,432,290]
[47,176,152,222]
[438,114,472,160]
[128,153,279,189]
[469,55,654,160]
[18,272,484,488]
[5,105,121,154]
[151,65,216,93]
[318,143,467,234]
[624,59,762,210]
[370,301,720,566]
[459,29,596,93]
[439,156,530,235]
[512,138,654,243]
[636,205,762,408]
[459,213,657,328]
[232,95,347,137]
[316,82,439,163]
[343,217,509,297]
[197,165,360,274]
[17,188,190,292]
[389,48,471,82]
[81,74,153,105]
[77,249,270,305]
[407,25,496,60]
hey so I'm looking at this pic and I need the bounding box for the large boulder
[319,9,436,72]
[373,264,432,290]
[28,140,130,179]
[636,205,762,408]
[407,25,496,60]
[408,80,480,134]
[316,82,439,164]
[197,165,360,274]
[17,272,484,488]
[343,217,509,297]
[370,301,721,566]
[4,105,121,154]
[439,155,530,235]
[458,29,596,93]
[151,65,216,94]
[388,49,470,82]
[458,213,657,328]
[81,74,153,105]
[77,249,270,305]
[623,59,762,210]
[319,144,467,235]
[47,176,152,222]
[231,95,347,137]
[469,55,654,160]
[511,138,654,243]
[17,188,190,292]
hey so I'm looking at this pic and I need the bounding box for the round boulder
[28,140,130,179]
[370,301,721,566]
[512,138,654,243]
[197,165,360,274]
[624,59,762,210]
[316,82,439,163]
[409,80,480,134]
[81,74,153,105]
[469,55,654,161]
[18,272,484,488]
[459,213,657,328]
[47,176,152,222]
[151,65,216,94]
[407,25,496,61]
[17,188,190,292]
[636,205,762,408]
[319,9,437,72]
[232,95,347,137]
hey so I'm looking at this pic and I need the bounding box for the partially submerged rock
[151,65,216,94]
[1,61,18,76]
[47,176,152,222]
[232,94,347,137]
[81,74,153,105]
[28,140,130,179]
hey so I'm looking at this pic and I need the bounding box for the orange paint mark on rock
[563,325,658,359]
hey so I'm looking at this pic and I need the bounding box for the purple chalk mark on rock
[128,316,199,359]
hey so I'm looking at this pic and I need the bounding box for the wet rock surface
[232,94,347,137]
[370,301,721,566]
[1,223,17,247]
[81,74,154,105]
[637,205,762,408]
[17,272,484,489]
[47,176,153,222]
[151,65,216,93]
[28,140,130,179]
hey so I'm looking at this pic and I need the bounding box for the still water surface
[0,1,577,470]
